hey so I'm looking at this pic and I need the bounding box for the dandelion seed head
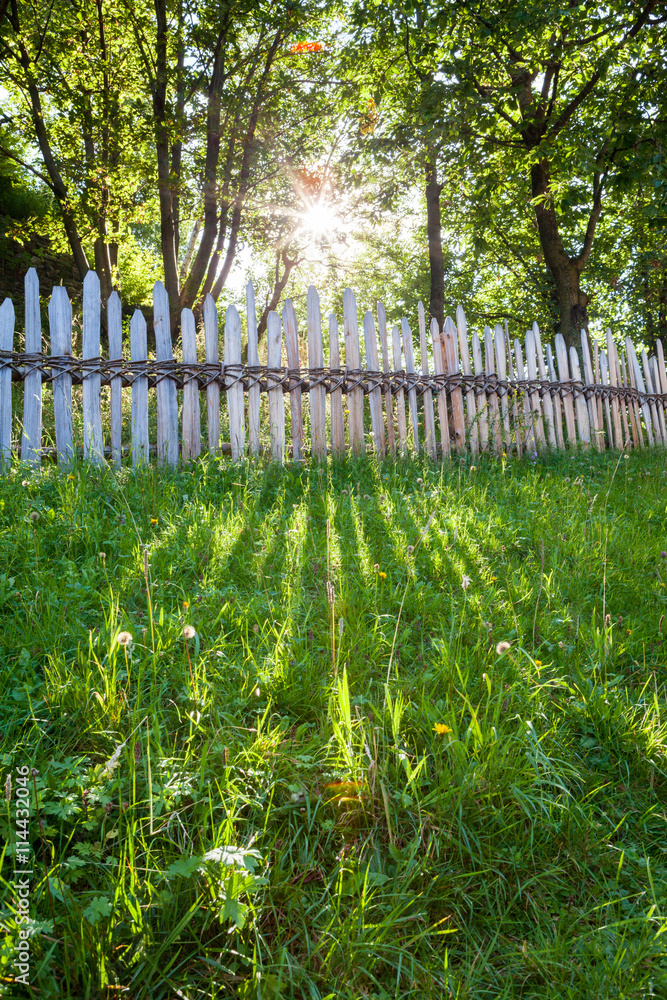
[406,545,414,555]
[29,511,40,523]
[461,574,472,590]
[182,625,196,640]
[496,641,511,655]
[116,631,133,647]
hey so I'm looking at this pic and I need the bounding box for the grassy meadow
[1,448,667,998]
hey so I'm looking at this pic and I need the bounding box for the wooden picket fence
[0,267,666,468]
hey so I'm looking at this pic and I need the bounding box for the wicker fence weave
[0,350,663,407]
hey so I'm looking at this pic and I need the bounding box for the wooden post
[554,334,577,446]
[82,271,104,465]
[329,313,345,456]
[282,298,303,461]
[401,317,419,452]
[21,269,42,465]
[153,281,178,465]
[655,340,667,442]
[363,310,386,457]
[580,331,603,452]
[203,294,221,456]
[593,340,604,433]
[444,317,465,453]
[50,287,74,467]
[225,305,245,460]
[546,344,565,451]
[307,286,327,460]
[418,302,436,459]
[472,331,489,451]
[457,306,478,455]
[525,328,546,449]
[130,309,149,466]
[181,308,201,462]
[505,324,522,456]
[267,310,285,462]
[484,327,502,454]
[392,323,408,456]
[431,316,450,458]
[343,289,365,454]
[108,290,123,469]
[494,324,512,451]
[0,298,13,466]
[377,301,396,454]
[246,281,261,456]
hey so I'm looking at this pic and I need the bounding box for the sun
[300,201,339,237]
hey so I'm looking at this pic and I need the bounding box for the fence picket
[649,355,667,444]
[108,291,122,468]
[544,344,563,450]
[457,307,478,454]
[626,339,652,446]
[494,325,512,450]
[363,311,386,457]
[504,325,522,456]
[225,305,245,460]
[344,289,365,454]
[580,332,603,452]
[484,328,502,454]
[444,317,465,453]
[642,348,663,446]
[153,281,178,465]
[532,324,555,448]
[554,335,576,446]
[0,298,13,464]
[514,338,534,453]
[130,309,149,466]
[605,332,623,449]
[267,310,285,461]
[308,286,327,460]
[655,340,667,436]
[472,330,488,451]
[569,346,590,448]
[401,317,419,452]
[181,308,201,462]
[82,271,104,465]
[203,294,221,456]
[431,316,450,458]
[49,286,74,466]
[377,301,396,454]
[525,329,546,449]
[599,351,614,449]
[418,302,436,459]
[246,282,261,456]
[283,299,303,461]
[21,268,41,464]
[329,313,345,455]
[392,323,408,456]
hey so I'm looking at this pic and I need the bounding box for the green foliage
[0,450,666,997]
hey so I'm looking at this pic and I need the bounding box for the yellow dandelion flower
[183,600,190,609]
[491,575,497,582]
[379,571,387,579]
[433,723,452,735]
[150,517,158,525]
[534,659,542,666]
[67,474,75,481]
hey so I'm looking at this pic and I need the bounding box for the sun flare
[300,201,339,237]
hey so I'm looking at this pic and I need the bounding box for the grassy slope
[1,449,666,999]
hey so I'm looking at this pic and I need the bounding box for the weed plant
[0,448,666,998]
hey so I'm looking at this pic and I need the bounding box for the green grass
[1,448,667,999]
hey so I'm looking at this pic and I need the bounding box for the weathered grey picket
[1,267,667,469]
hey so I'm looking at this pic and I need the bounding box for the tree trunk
[425,156,444,331]
[531,158,594,347]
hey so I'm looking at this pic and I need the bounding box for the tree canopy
[1,0,666,346]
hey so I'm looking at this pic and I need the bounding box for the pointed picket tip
[0,296,14,319]
[108,289,121,306]
[532,320,540,335]
[456,304,467,329]
[153,279,166,295]
[25,267,39,288]
[84,269,100,292]
[307,284,320,307]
